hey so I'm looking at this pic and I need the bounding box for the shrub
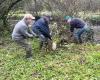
[88,16,100,25]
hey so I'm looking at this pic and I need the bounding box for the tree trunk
[0,0,22,33]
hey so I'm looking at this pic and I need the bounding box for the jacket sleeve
[29,27,37,37]
[20,26,33,38]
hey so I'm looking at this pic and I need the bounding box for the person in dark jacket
[32,16,51,49]
[12,14,36,58]
[64,16,88,43]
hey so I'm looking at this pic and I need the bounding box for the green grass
[0,38,100,80]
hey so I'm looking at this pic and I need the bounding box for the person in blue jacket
[64,16,89,43]
[32,16,51,49]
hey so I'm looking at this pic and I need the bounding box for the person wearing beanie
[64,16,89,43]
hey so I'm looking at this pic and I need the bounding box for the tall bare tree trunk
[34,0,38,15]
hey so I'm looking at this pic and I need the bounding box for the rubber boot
[26,51,32,58]
[39,41,43,50]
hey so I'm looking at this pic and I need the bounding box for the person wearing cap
[12,14,37,58]
[32,16,51,49]
[64,16,89,43]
